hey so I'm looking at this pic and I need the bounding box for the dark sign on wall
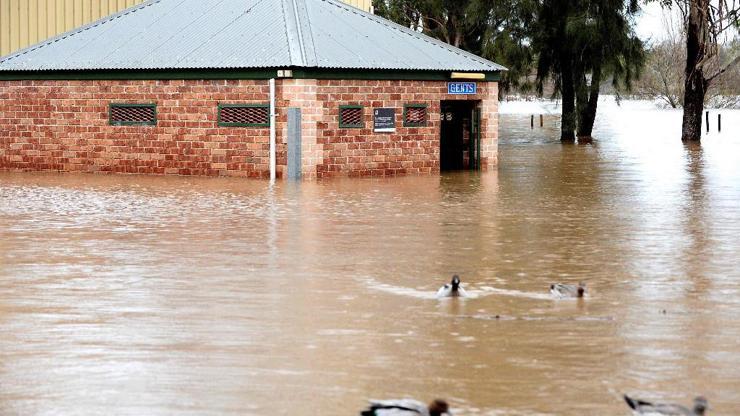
[374,108,396,133]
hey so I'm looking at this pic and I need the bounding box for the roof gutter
[0,68,502,82]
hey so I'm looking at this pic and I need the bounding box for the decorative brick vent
[109,104,157,126]
[404,104,428,127]
[218,104,270,127]
[339,105,364,128]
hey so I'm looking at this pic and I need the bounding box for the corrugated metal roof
[0,0,506,73]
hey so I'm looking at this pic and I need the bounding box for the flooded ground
[1,101,739,415]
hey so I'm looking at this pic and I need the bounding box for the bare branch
[707,53,740,82]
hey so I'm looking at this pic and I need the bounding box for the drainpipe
[269,78,277,183]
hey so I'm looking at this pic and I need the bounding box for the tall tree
[635,13,739,109]
[534,0,644,142]
[574,0,644,141]
[661,0,740,141]
[533,0,578,141]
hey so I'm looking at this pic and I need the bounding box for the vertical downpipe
[269,78,277,183]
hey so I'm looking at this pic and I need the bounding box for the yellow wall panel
[54,0,64,38]
[90,0,98,26]
[1,1,10,54]
[63,0,73,31]
[18,1,28,49]
[83,0,91,23]
[9,0,19,53]
[0,0,373,57]
[28,0,37,43]
[107,0,117,17]
[344,0,372,11]
[71,0,79,28]
[37,0,47,41]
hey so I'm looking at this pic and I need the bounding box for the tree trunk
[681,0,709,142]
[575,67,589,136]
[454,28,463,48]
[577,63,601,143]
[560,60,576,142]
[682,74,706,141]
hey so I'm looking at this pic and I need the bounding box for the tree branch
[707,54,740,83]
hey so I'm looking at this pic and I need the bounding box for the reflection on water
[1,106,739,415]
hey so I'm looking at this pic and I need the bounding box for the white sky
[635,3,675,43]
[635,1,739,44]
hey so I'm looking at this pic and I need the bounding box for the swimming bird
[549,282,586,298]
[436,275,467,298]
[360,399,450,416]
[623,395,708,415]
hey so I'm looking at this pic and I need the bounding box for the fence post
[705,111,709,133]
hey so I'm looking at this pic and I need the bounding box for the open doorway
[440,101,481,171]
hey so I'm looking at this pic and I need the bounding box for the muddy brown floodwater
[1,106,739,415]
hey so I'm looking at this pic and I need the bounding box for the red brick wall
[278,79,498,179]
[308,80,498,178]
[1,78,499,179]
[0,79,273,177]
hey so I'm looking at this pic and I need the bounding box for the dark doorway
[440,101,480,171]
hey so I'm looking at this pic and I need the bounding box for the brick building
[0,0,505,179]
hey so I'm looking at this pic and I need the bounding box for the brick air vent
[219,104,270,127]
[404,105,428,127]
[339,106,364,128]
[109,104,156,126]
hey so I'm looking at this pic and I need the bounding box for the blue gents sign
[447,82,477,95]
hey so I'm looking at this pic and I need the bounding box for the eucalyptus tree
[656,0,740,141]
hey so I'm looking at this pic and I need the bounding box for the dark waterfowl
[361,399,450,416]
[550,282,586,298]
[436,275,467,298]
[623,395,708,415]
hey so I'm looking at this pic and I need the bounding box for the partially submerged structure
[0,0,505,179]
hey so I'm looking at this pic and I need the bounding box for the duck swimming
[436,275,467,298]
[623,395,708,415]
[549,282,586,298]
[361,399,450,416]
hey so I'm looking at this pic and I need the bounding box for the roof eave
[0,67,503,82]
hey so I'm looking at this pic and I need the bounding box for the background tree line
[373,0,740,143]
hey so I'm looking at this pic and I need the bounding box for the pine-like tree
[534,0,644,142]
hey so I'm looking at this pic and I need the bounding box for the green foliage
[372,0,538,94]
[372,0,646,115]
[534,0,645,93]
